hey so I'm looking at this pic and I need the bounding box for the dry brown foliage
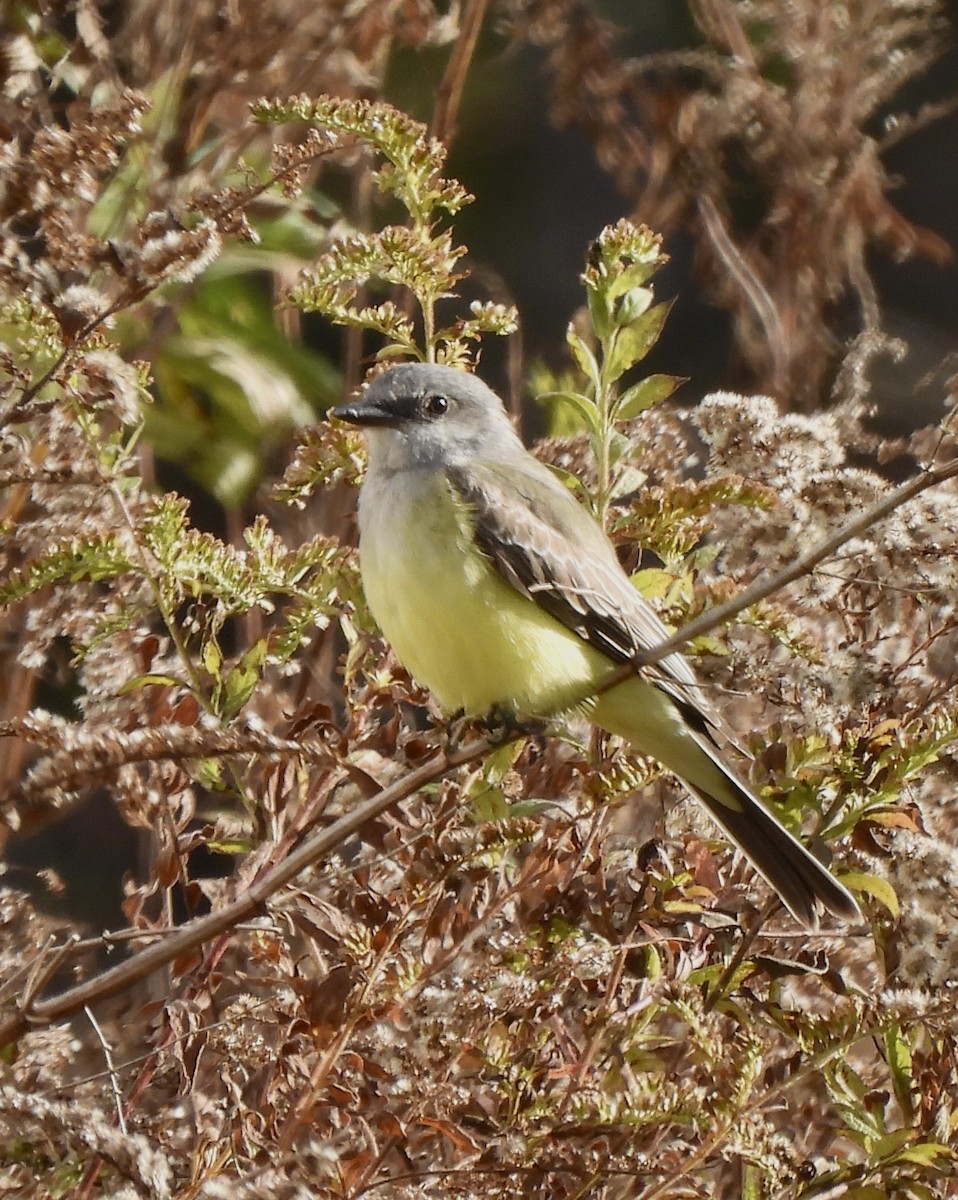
[505,0,953,408]
[0,4,957,1200]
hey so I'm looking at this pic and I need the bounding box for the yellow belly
[358,472,610,716]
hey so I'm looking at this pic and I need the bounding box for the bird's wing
[446,458,721,733]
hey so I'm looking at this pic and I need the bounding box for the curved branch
[0,734,497,1049]
[595,455,958,695]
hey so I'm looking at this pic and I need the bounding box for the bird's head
[331,363,521,471]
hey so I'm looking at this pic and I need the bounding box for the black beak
[330,397,400,427]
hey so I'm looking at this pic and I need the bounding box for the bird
[331,362,861,930]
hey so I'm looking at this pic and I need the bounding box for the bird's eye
[423,393,449,418]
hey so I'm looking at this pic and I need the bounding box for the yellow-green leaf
[482,738,526,785]
[540,389,600,434]
[118,672,183,694]
[604,300,672,382]
[613,374,685,421]
[884,1022,916,1121]
[566,324,600,390]
[613,285,653,327]
[840,871,900,918]
[222,638,268,719]
[202,637,223,678]
[469,784,509,822]
[890,1142,953,1168]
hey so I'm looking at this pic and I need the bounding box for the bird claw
[444,705,547,752]
[480,705,548,741]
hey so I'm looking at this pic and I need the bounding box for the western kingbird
[332,363,860,929]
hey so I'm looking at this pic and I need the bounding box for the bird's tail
[591,678,860,928]
[681,745,861,930]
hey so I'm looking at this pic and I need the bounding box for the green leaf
[643,943,662,980]
[884,1022,916,1121]
[607,429,635,468]
[566,324,600,391]
[890,1142,953,1168]
[829,1060,869,1103]
[873,1128,919,1158]
[202,638,223,678]
[840,871,900,918]
[835,1100,882,1141]
[605,261,659,301]
[604,300,673,383]
[546,463,595,507]
[192,758,226,790]
[608,464,648,502]
[222,638,268,719]
[539,389,600,434]
[117,673,184,694]
[613,285,653,327]
[692,634,730,658]
[469,785,510,822]
[586,285,614,341]
[613,374,685,421]
[482,738,526,785]
[205,839,253,856]
[687,960,756,991]
[900,1185,934,1200]
[631,567,678,602]
[505,798,564,818]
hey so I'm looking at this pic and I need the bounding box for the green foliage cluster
[540,221,683,525]
[0,293,355,733]
[255,95,517,368]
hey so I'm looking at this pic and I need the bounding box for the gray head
[331,363,523,471]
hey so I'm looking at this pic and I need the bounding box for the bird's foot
[444,708,472,753]
[444,706,548,753]
[480,705,549,742]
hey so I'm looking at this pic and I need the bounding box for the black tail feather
[685,777,861,930]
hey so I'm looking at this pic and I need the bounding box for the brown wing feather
[446,459,718,733]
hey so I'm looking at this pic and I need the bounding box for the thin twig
[594,455,958,698]
[430,0,490,145]
[697,194,789,394]
[84,1006,127,1135]
[20,933,80,1012]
